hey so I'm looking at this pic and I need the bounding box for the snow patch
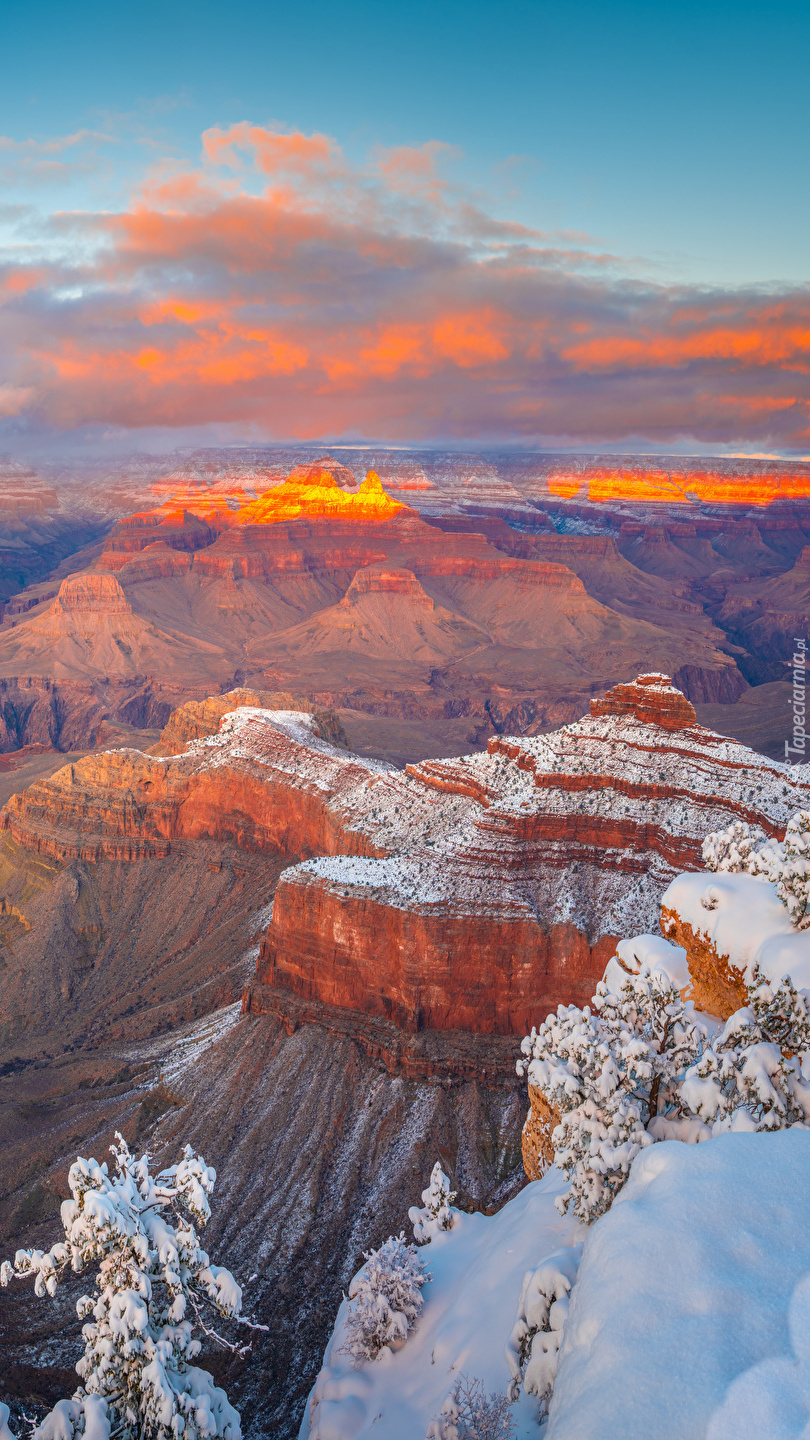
[547,1132,810,1440]
[300,1171,583,1440]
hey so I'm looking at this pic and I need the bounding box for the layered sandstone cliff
[3,676,807,1046]
[0,460,756,760]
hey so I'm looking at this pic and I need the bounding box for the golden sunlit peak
[233,466,404,525]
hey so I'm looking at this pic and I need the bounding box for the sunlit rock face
[234,468,404,525]
[546,465,810,505]
[102,469,400,552]
[588,671,698,730]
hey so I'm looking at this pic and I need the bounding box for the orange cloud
[433,311,510,367]
[1,125,808,447]
[203,124,341,179]
[562,324,810,372]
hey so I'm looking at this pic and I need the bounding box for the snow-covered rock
[663,870,810,994]
[603,933,690,994]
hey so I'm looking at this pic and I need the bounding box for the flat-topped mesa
[344,567,431,602]
[103,509,216,566]
[589,673,697,730]
[4,679,808,1045]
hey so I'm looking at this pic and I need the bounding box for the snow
[706,1271,810,1439]
[2,1136,245,1440]
[663,870,810,989]
[299,1170,583,1440]
[157,1002,243,1089]
[87,689,809,947]
[603,933,690,993]
[546,1131,810,1440]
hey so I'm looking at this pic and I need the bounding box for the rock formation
[542,462,810,507]
[3,677,806,1055]
[589,671,698,729]
[661,869,810,1017]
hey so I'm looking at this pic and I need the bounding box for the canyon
[0,448,809,1435]
[0,669,807,1432]
[0,451,807,765]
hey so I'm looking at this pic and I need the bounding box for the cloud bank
[1,124,808,448]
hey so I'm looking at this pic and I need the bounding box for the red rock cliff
[4,678,807,1038]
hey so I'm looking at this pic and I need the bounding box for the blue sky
[3,0,808,286]
[1,0,808,452]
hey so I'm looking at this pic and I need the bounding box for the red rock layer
[3,680,808,1038]
[254,880,616,1034]
[1,715,380,865]
[545,465,810,506]
[589,673,698,729]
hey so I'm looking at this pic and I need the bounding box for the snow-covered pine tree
[409,1162,457,1244]
[340,1232,430,1366]
[681,972,810,1131]
[776,811,810,928]
[518,969,705,1222]
[702,810,810,928]
[1,1133,262,1440]
[702,819,769,874]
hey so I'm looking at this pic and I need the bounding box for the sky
[0,0,808,456]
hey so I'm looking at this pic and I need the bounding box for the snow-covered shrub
[409,1162,457,1244]
[427,1376,515,1440]
[702,811,810,928]
[518,969,705,1222]
[702,820,770,875]
[341,1232,430,1365]
[776,811,810,928]
[1,1133,257,1440]
[520,962,810,1229]
[681,973,810,1132]
[21,1397,111,1440]
[504,1243,583,1410]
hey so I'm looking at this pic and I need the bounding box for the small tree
[776,811,810,928]
[340,1233,430,1366]
[504,1243,583,1410]
[682,973,810,1130]
[1,1134,263,1440]
[702,819,769,874]
[518,969,705,1222]
[427,1376,516,1440]
[409,1163,457,1245]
